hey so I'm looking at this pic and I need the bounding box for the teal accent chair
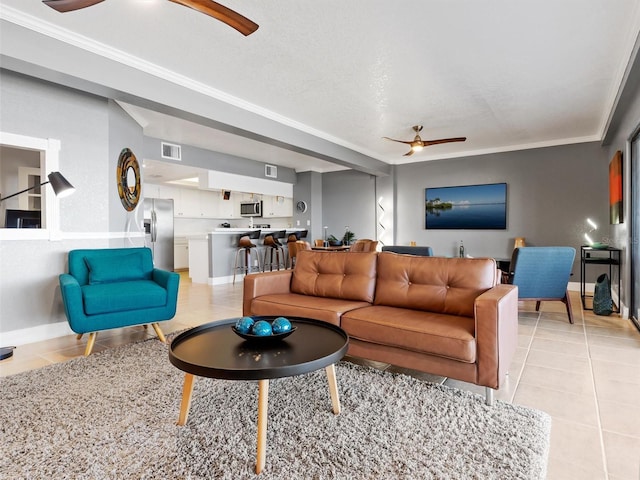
[59,247,180,355]
[506,246,576,323]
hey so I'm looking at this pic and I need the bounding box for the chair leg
[84,332,97,356]
[152,323,166,343]
[76,333,83,340]
[563,290,574,324]
[535,301,541,312]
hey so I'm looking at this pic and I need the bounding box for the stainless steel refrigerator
[143,198,174,271]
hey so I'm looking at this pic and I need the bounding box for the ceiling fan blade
[403,149,415,157]
[423,137,467,146]
[168,0,259,36]
[42,0,104,13]
[383,137,413,145]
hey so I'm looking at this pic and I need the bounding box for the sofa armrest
[59,273,86,332]
[474,284,519,389]
[152,268,180,308]
[243,270,294,315]
[152,268,178,289]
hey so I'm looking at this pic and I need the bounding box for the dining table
[311,245,351,251]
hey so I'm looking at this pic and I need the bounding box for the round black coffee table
[169,317,349,474]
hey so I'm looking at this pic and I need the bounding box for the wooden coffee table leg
[325,364,341,414]
[256,379,269,474]
[177,373,195,426]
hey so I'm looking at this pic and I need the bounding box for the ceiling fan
[42,0,259,36]
[383,125,466,156]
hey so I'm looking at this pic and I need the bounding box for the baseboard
[568,281,592,293]
[2,321,74,347]
[209,275,235,285]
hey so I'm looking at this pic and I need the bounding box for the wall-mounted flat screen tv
[425,183,507,229]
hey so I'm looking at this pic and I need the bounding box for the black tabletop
[169,317,349,380]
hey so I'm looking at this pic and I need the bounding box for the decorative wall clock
[117,148,141,211]
[296,200,308,213]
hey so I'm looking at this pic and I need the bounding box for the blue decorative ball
[235,316,255,334]
[272,317,292,334]
[252,320,273,336]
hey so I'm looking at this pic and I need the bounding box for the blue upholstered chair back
[381,245,434,256]
[509,247,576,298]
[68,247,154,286]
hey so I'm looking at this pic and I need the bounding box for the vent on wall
[161,142,182,161]
[265,164,277,178]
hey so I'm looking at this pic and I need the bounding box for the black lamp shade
[47,172,75,198]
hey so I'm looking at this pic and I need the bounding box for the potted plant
[342,229,355,246]
[327,235,342,246]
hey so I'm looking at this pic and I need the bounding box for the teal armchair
[59,247,180,355]
[506,246,576,323]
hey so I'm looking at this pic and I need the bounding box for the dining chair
[505,246,576,323]
[349,239,378,252]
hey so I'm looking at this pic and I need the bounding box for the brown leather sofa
[243,250,519,404]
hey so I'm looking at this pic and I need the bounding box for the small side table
[580,246,621,311]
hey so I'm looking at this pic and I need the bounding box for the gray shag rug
[1,334,550,479]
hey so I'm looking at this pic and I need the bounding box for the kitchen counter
[210,228,306,234]
[188,228,307,285]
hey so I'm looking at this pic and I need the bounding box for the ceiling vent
[265,164,277,178]
[161,142,182,161]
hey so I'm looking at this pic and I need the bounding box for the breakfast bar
[189,228,306,285]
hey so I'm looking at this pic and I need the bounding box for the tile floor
[1,273,639,479]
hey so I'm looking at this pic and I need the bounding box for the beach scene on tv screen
[425,183,507,229]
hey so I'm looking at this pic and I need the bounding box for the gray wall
[108,99,145,239]
[601,45,640,312]
[323,142,609,281]
[292,171,324,241]
[0,71,143,335]
[322,170,377,243]
[394,142,608,266]
[143,137,297,185]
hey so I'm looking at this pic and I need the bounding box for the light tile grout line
[582,300,610,480]
[510,311,541,405]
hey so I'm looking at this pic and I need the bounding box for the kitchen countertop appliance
[240,201,262,217]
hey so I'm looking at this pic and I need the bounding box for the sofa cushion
[291,250,377,302]
[85,252,145,285]
[374,252,497,318]
[81,280,167,315]
[342,305,476,363]
[249,293,372,326]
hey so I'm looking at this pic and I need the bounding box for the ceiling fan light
[412,144,423,152]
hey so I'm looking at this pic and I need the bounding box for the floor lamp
[0,171,75,360]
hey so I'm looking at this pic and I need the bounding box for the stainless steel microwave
[240,201,262,217]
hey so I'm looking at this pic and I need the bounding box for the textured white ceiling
[1,0,640,175]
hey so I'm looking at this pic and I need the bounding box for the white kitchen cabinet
[174,240,189,270]
[200,190,219,218]
[264,195,293,217]
[144,183,160,199]
[174,188,199,217]
[217,192,239,218]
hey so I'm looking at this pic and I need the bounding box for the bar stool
[288,240,311,269]
[263,230,286,271]
[232,230,261,284]
[291,229,308,240]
